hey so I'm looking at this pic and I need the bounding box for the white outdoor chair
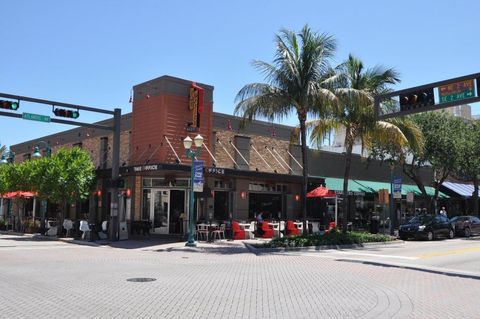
[279,221,285,238]
[244,221,256,239]
[212,224,226,240]
[196,224,209,241]
[63,219,73,237]
[79,220,91,239]
[46,220,57,236]
[98,221,108,239]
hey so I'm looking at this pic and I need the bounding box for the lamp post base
[185,241,197,247]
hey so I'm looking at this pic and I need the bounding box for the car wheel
[427,231,434,241]
[464,227,471,238]
[448,229,455,239]
[400,235,408,241]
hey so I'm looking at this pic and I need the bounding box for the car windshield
[408,215,434,224]
[450,216,467,222]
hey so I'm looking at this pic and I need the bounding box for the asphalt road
[1,234,480,318]
[279,237,480,276]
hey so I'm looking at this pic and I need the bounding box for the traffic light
[53,108,79,119]
[399,88,435,112]
[0,100,19,111]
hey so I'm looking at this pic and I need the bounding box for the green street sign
[22,112,51,123]
[439,80,475,103]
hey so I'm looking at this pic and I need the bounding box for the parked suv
[450,216,480,237]
[399,214,455,241]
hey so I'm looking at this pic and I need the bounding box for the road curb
[335,258,480,281]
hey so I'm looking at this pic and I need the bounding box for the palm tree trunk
[473,177,479,215]
[299,112,309,234]
[342,139,354,234]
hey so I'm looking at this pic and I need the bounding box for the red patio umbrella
[1,191,37,198]
[306,186,338,226]
[306,186,336,198]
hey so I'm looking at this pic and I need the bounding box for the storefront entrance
[144,189,186,235]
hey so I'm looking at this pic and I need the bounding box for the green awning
[323,177,448,198]
[323,177,365,195]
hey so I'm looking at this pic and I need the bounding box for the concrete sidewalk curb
[335,258,480,281]
[244,240,404,254]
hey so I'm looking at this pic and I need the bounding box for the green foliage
[0,160,36,193]
[35,147,95,204]
[454,121,480,181]
[262,231,394,248]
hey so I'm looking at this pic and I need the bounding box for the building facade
[8,75,443,235]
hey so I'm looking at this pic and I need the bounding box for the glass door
[152,189,169,234]
[169,190,186,234]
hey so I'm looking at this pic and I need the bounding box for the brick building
[9,75,442,235]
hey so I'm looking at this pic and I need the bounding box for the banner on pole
[193,160,204,192]
[393,177,402,199]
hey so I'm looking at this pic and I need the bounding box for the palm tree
[308,54,422,232]
[234,25,337,229]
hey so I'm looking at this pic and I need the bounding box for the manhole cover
[126,278,156,283]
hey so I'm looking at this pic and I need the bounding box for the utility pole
[110,108,121,241]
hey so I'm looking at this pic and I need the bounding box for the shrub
[262,231,394,248]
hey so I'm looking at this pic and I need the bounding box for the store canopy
[306,186,336,198]
[323,177,448,198]
[442,181,478,197]
[1,191,37,198]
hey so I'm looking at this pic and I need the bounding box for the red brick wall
[131,91,213,166]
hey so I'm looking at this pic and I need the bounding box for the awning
[324,177,365,195]
[442,181,478,197]
[324,177,448,198]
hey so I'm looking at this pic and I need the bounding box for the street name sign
[439,79,475,103]
[22,112,51,123]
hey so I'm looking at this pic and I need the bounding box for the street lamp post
[32,141,51,233]
[183,134,204,247]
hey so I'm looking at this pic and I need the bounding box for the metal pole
[334,196,338,226]
[109,108,121,241]
[390,168,394,236]
[186,150,196,247]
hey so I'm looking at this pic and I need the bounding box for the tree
[34,147,95,236]
[0,161,36,230]
[370,111,465,212]
[234,25,337,229]
[454,120,480,214]
[308,55,420,232]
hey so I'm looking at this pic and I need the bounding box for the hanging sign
[193,160,204,192]
[406,192,414,203]
[393,177,402,199]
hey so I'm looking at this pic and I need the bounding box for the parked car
[399,214,455,241]
[450,215,480,237]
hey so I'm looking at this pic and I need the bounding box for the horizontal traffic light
[53,108,79,119]
[0,100,19,111]
[399,88,435,112]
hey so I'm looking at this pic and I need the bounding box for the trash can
[370,218,379,234]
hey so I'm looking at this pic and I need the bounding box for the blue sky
[1,0,480,148]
